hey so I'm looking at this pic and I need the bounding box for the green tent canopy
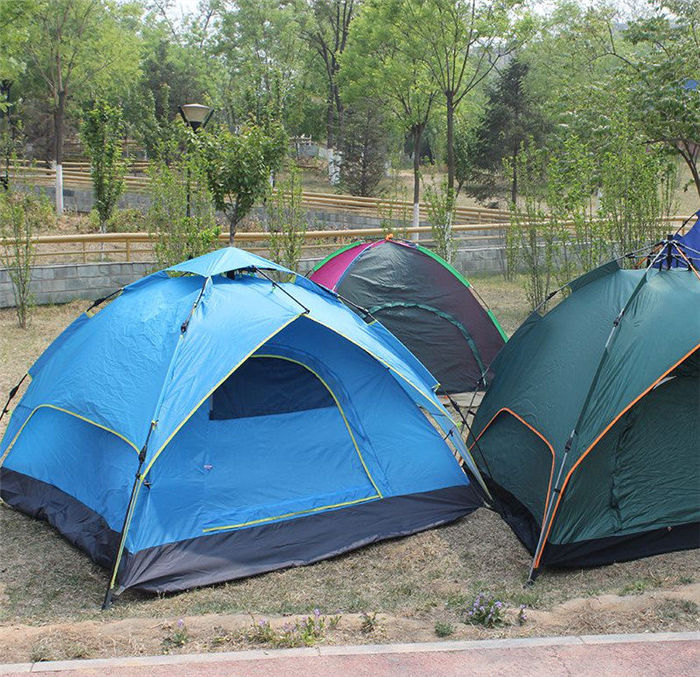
[468,261,700,576]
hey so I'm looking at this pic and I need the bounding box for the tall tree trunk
[54,89,65,215]
[326,86,334,148]
[229,201,239,245]
[412,124,424,236]
[679,143,700,199]
[333,82,343,149]
[445,90,455,194]
[511,149,518,206]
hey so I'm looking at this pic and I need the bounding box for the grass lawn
[0,278,698,663]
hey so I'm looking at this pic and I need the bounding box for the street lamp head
[178,103,214,131]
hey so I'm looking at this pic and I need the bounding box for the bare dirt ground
[0,281,698,664]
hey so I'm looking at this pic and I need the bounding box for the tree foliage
[618,2,700,196]
[148,157,220,268]
[80,99,125,232]
[509,123,679,309]
[340,103,388,196]
[267,164,307,270]
[195,121,288,242]
[387,0,528,192]
[342,0,436,214]
[305,0,358,147]
[461,59,548,205]
[0,191,53,327]
[20,0,140,164]
[1,0,694,232]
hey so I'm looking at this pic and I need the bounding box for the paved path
[1,632,698,676]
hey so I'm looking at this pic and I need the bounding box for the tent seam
[141,315,303,479]
[203,495,381,533]
[308,240,365,277]
[251,353,383,498]
[303,315,486,493]
[366,300,488,379]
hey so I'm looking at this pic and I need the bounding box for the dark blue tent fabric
[0,247,485,599]
[653,211,700,269]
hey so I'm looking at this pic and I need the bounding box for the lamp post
[178,103,214,218]
[178,103,214,132]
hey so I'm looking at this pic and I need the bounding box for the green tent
[468,261,699,578]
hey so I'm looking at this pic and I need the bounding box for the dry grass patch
[0,279,698,662]
[467,274,531,335]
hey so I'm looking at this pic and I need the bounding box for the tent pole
[0,373,27,425]
[446,391,497,507]
[102,455,145,610]
[334,292,377,323]
[86,287,123,313]
[526,246,669,584]
[672,241,700,281]
[256,268,310,315]
[526,431,573,584]
[532,241,665,316]
[101,279,209,609]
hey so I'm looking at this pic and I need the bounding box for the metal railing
[0,224,509,265]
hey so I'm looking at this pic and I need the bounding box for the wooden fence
[6,160,512,223]
[8,160,692,230]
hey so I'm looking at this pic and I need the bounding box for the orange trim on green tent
[672,241,700,282]
[469,407,555,526]
[533,342,700,568]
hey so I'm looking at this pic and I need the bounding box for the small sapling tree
[196,121,287,243]
[81,100,126,233]
[0,192,54,328]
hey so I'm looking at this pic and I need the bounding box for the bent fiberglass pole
[102,277,210,609]
[526,247,668,584]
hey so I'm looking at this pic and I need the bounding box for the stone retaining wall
[0,241,508,309]
[0,261,153,309]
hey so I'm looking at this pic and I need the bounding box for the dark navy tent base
[486,476,700,570]
[541,522,700,569]
[0,468,481,595]
[0,467,120,569]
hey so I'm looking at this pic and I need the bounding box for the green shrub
[0,191,54,327]
[147,159,220,268]
[434,621,454,637]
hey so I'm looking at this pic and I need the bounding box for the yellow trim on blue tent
[306,315,441,408]
[203,495,380,533]
[304,316,488,496]
[0,403,140,468]
[141,315,302,479]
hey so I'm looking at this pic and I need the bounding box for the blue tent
[653,210,700,269]
[0,248,485,605]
